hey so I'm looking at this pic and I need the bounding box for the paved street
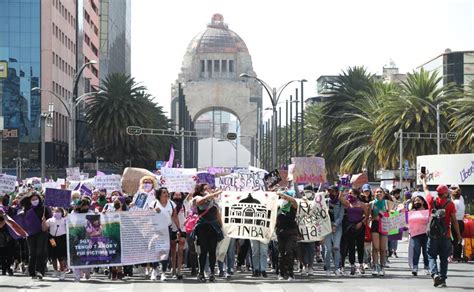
[0,240,472,292]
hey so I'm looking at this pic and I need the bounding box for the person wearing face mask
[131,176,158,210]
[421,175,461,288]
[368,188,392,277]
[169,192,190,279]
[20,191,52,280]
[340,188,368,276]
[323,186,344,276]
[388,188,402,259]
[45,207,68,280]
[276,190,298,281]
[408,196,429,276]
[71,197,94,282]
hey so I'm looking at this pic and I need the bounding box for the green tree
[86,73,173,168]
[448,82,474,153]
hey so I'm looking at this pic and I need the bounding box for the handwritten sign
[408,210,430,237]
[0,174,17,194]
[196,172,216,188]
[290,157,327,184]
[161,168,197,193]
[379,210,407,235]
[94,174,122,192]
[296,193,332,242]
[45,188,72,208]
[66,167,81,181]
[216,171,265,191]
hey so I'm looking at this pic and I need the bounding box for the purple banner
[10,208,42,239]
[197,173,216,188]
[45,188,72,208]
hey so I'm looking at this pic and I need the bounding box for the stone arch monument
[171,14,262,168]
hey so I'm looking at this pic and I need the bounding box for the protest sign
[220,191,278,244]
[66,167,81,181]
[408,210,430,237]
[121,167,156,194]
[196,172,216,188]
[67,210,170,268]
[379,210,408,235]
[216,171,266,191]
[132,192,155,210]
[94,174,122,193]
[161,168,197,192]
[290,157,327,184]
[10,208,42,239]
[45,188,72,208]
[0,174,17,194]
[296,193,332,242]
[264,169,282,189]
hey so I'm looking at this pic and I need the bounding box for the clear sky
[131,0,474,117]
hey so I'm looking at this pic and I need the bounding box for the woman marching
[408,195,430,276]
[192,183,223,283]
[169,191,190,279]
[149,187,180,281]
[368,188,392,276]
[45,207,68,280]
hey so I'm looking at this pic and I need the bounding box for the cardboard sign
[296,193,332,242]
[0,174,17,194]
[45,188,72,208]
[290,157,327,184]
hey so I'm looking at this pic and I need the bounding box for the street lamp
[31,87,102,170]
[240,73,302,169]
[72,60,97,167]
[410,97,445,155]
[300,79,307,156]
[217,139,237,167]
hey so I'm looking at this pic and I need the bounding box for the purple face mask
[54,212,62,219]
[347,195,358,204]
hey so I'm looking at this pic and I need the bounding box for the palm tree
[86,73,172,167]
[373,69,456,169]
[448,82,474,152]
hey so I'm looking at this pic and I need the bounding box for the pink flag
[164,146,174,168]
[96,170,106,176]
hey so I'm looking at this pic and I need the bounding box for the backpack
[427,198,451,239]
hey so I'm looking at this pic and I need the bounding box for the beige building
[171,14,262,168]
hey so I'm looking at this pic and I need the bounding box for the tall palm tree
[448,82,474,153]
[373,69,456,169]
[86,73,171,167]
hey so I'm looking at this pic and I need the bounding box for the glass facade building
[0,0,42,170]
[419,50,474,87]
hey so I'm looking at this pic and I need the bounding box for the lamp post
[72,60,97,167]
[40,103,54,181]
[300,79,307,156]
[240,73,302,170]
[32,87,102,170]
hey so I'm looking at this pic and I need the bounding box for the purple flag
[96,170,106,176]
[164,146,174,168]
[80,184,92,196]
[10,209,42,239]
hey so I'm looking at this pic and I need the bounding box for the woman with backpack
[421,175,462,288]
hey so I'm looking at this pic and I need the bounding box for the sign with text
[196,172,216,188]
[221,191,278,244]
[45,188,72,208]
[296,193,332,242]
[408,210,430,237]
[94,174,122,192]
[379,210,407,235]
[416,154,474,185]
[66,167,81,181]
[290,157,327,184]
[0,174,16,194]
[161,168,197,193]
[67,210,170,268]
[264,169,282,189]
[216,171,266,191]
